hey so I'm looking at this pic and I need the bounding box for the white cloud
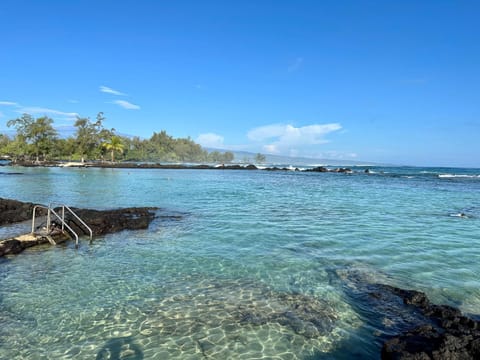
[263,144,279,154]
[248,123,341,144]
[67,99,79,103]
[288,57,304,72]
[196,133,224,148]
[17,107,79,119]
[247,123,342,156]
[113,100,140,110]
[0,101,19,106]
[247,124,286,141]
[100,85,126,96]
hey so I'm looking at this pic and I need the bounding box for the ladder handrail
[49,202,93,240]
[31,203,93,248]
[31,205,49,234]
[48,207,80,247]
[31,205,79,247]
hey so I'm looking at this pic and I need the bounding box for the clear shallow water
[0,166,479,359]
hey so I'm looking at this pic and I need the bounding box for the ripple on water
[1,167,480,358]
[0,273,359,359]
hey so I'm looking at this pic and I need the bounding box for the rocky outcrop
[331,268,480,359]
[0,198,47,225]
[380,284,480,359]
[303,166,352,173]
[0,238,35,256]
[8,161,359,173]
[63,207,158,236]
[0,198,163,257]
[0,233,69,257]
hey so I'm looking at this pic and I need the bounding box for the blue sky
[1,0,479,167]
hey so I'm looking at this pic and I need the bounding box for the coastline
[1,160,356,173]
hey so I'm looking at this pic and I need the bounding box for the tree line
[0,112,237,164]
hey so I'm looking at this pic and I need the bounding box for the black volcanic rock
[380,285,480,360]
[304,166,329,172]
[331,268,480,359]
[0,198,47,225]
[334,167,352,173]
[0,198,165,256]
[63,207,158,236]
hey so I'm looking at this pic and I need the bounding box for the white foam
[439,174,480,179]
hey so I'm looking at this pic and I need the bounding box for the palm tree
[102,136,124,162]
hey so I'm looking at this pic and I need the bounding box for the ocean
[0,165,479,359]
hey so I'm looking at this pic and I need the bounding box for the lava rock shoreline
[332,268,480,359]
[379,284,480,359]
[0,197,160,257]
[3,160,356,173]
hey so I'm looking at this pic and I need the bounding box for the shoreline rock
[379,284,480,359]
[0,198,161,257]
[63,207,158,236]
[331,268,480,359]
[6,160,359,174]
[0,198,48,225]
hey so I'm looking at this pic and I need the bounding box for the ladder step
[45,235,56,245]
[32,203,92,249]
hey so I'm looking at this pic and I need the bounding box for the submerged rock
[134,277,348,358]
[140,277,341,352]
[380,284,480,360]
[331,268,480,359]
[235,289,338,338]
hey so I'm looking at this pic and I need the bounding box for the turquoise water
[0,166,479,359]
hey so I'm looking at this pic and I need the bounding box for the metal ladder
[31,203,93,248]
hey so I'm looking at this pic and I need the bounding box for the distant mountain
[205,148,384,167]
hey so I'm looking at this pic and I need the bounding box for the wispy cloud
[100,85,127,96]
[113,100,140,110]
[16,107,79,120]
[0,101,19,106]
[288,57,304,72]
[196,133,224,148]
[0,101,79,122]
[0,111,4,118]
[247,123,342,156]
[67,99,79,104]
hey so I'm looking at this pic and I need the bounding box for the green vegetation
[254,153,266,163]
[0,112,235,164]
[102,135,125,162]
